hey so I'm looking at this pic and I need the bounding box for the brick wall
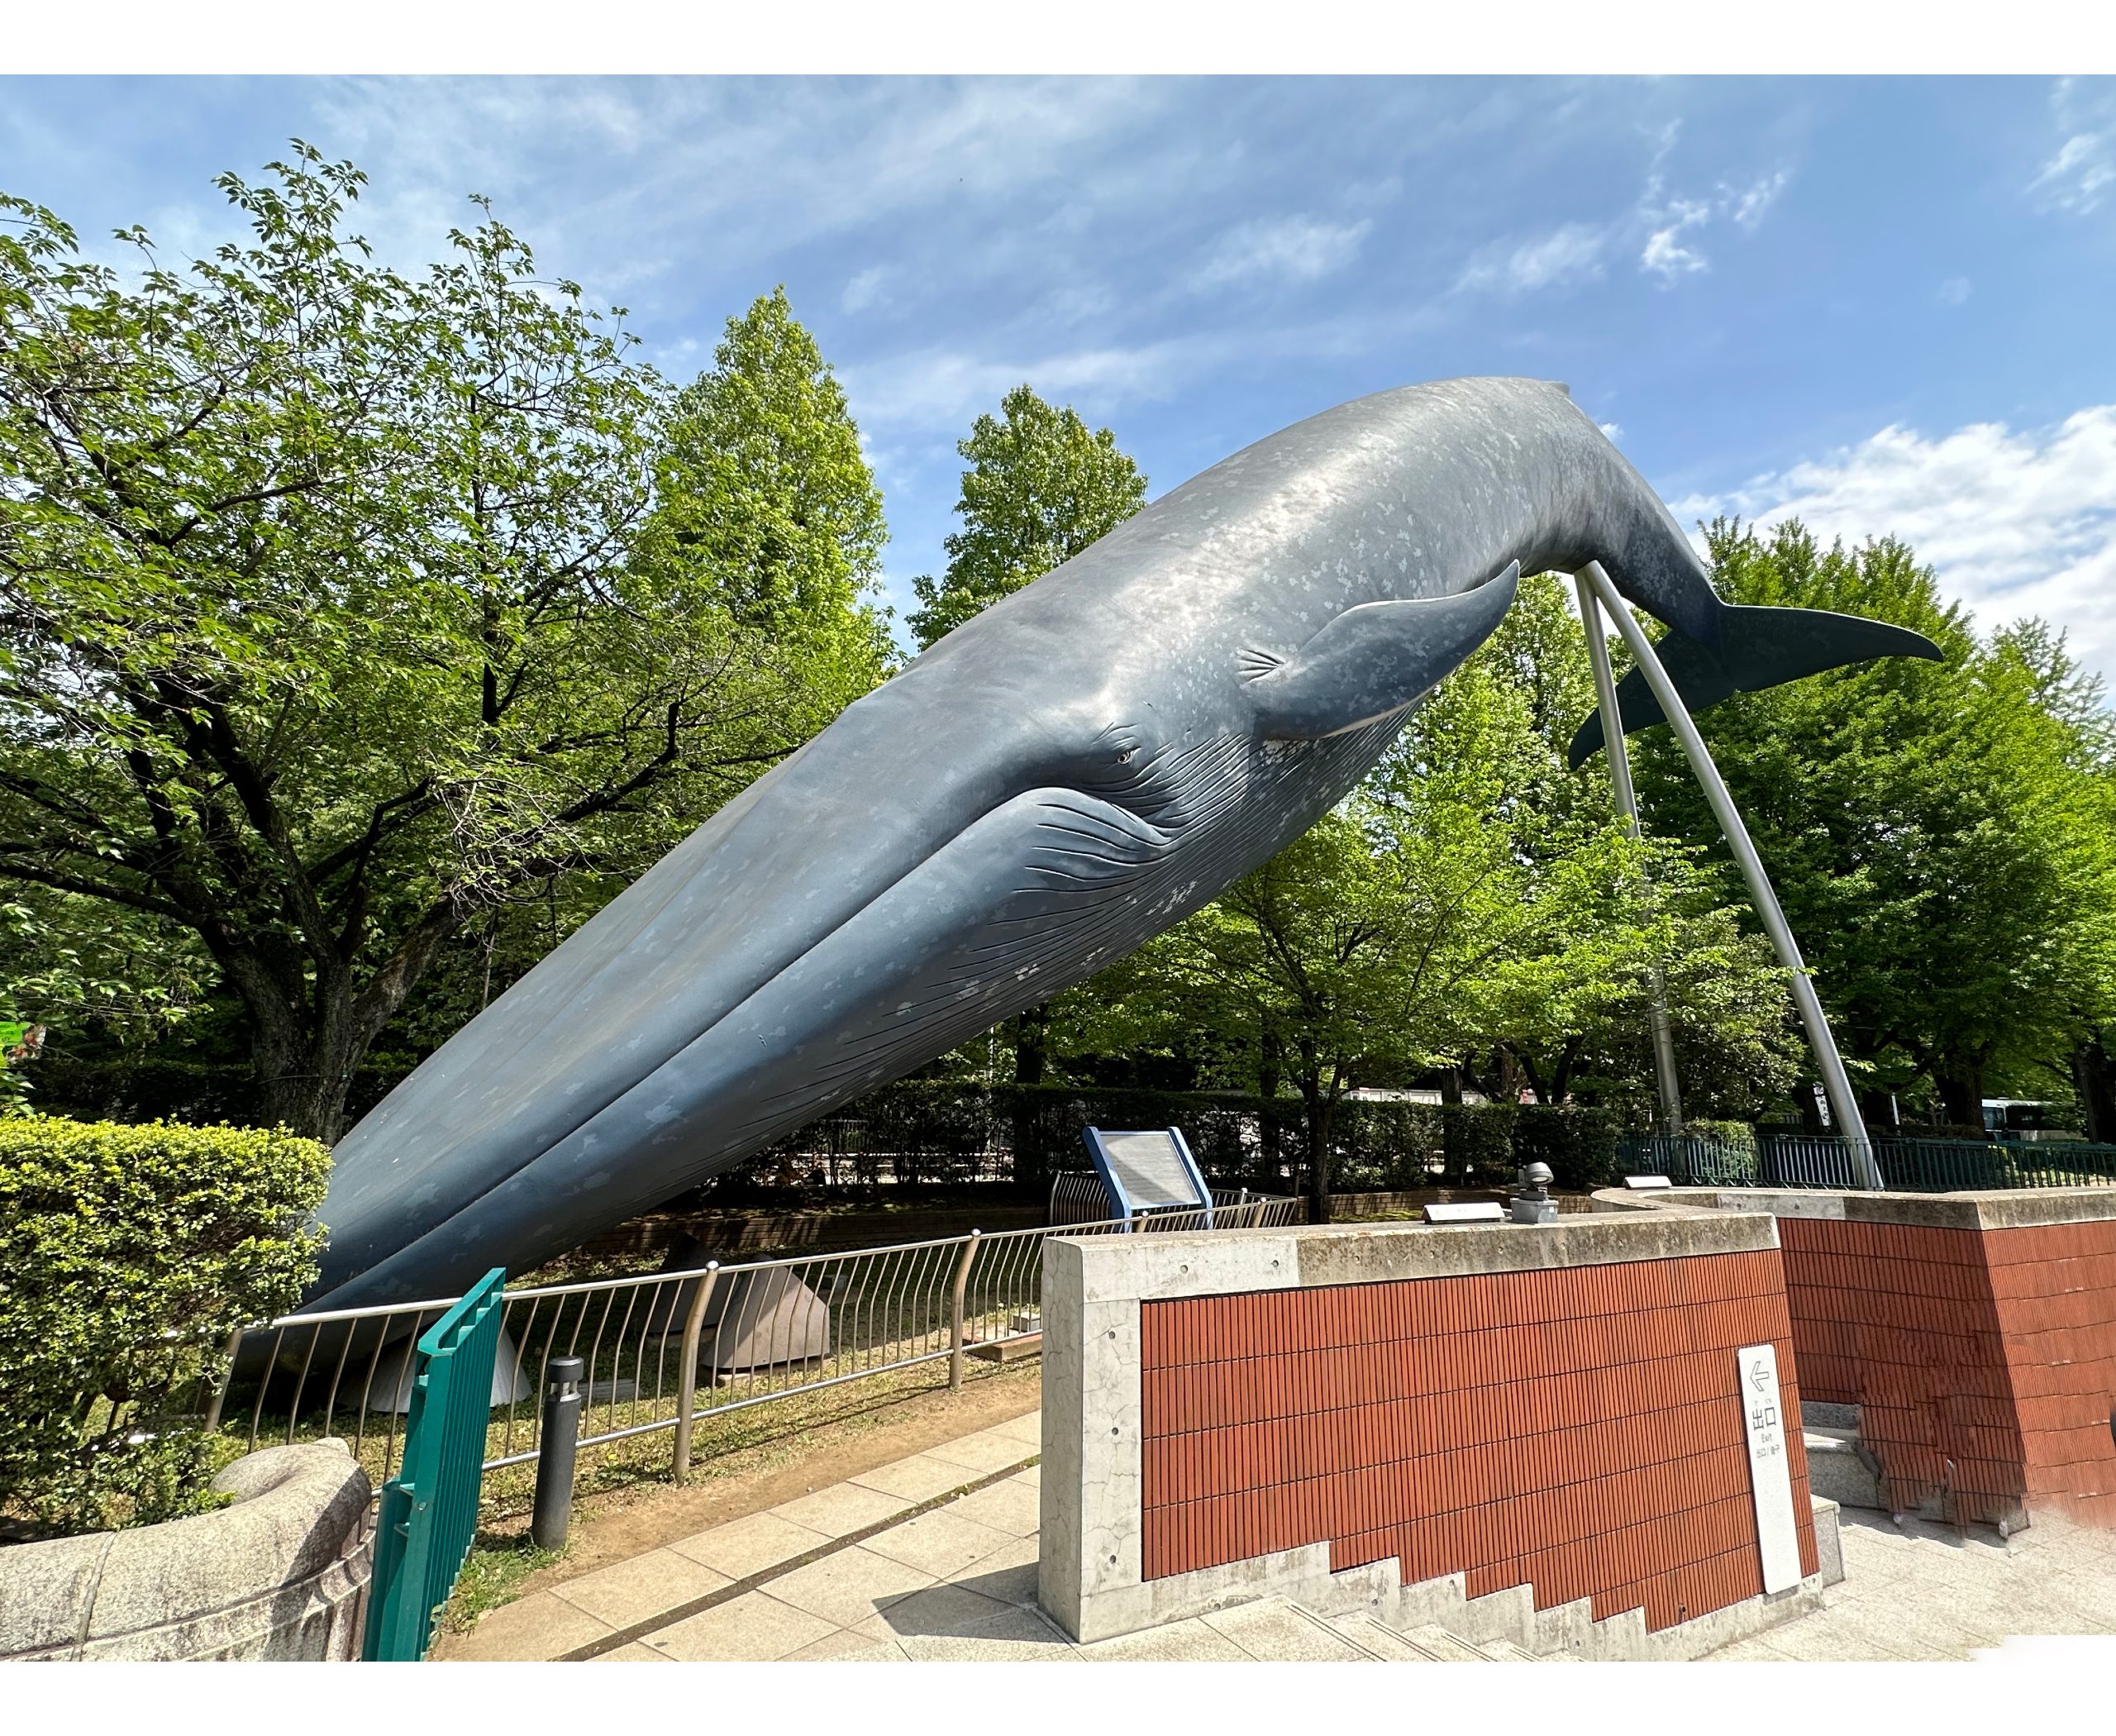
[1138,1250,1818,1633]
[1778,1211,2116,1527]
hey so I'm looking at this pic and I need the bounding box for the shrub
[0,1115,330,1536]
[1512,1105,1623,1191]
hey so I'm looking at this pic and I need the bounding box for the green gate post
[363,1268,506,1662]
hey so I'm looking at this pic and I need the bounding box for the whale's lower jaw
[308,714,1408,1309]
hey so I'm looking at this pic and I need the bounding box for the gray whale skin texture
[310,377,1937,1309]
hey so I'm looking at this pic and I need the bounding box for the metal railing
[1619,1132,2116,1194]
[221,1189,1300,1500]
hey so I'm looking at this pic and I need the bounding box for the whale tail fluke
[1567,603,1944,769]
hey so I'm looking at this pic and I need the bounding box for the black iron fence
[1618,1131,2116,1193]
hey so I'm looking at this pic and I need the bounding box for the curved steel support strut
[1580,562,1881,1189]
[1575,575,1685,1135]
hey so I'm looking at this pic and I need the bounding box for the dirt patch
[431,1359,1041,1653]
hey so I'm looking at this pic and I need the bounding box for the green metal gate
[362,1268,507,1662]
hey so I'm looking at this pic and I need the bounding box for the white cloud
[1674,407,2116,684]
[1633,185,1718,284]
[841,336,1209,431]
[1198,214,1375,288]
[841,266,889,314]
[2029,77,2116,214]
[1456,221,1606,296]
[1598,421,1624,442]
[1637,165,1791,284]
[1728,169,1789,229]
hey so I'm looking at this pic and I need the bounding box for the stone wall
[0,1439,372,1662]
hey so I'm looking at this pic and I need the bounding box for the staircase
[1802,1402,1885,1512]
[1276,1492,1846,1662]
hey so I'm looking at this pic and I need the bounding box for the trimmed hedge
[0,1116,330,1536]
[749,1080,1622,1195]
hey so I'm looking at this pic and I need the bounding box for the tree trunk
[1258,1023,1284,1181]
[1438,1066,1463,1106]
[1933,1057,1986,1131]
[1299,1052,1332,1225]
[1011,1008,1049,1085]
[2073,1032,2116,1144]
[250,992,363,1143]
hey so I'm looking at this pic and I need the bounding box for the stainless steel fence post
[671,1262,721,1481]
[1575,573,1685,1133]
[1580,562,1882,1189]
[948,1230,984,1391]
[202,1325,246,1433]
[531,1356,584,1551]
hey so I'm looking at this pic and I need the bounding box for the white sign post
[1737,1343,1804,1594]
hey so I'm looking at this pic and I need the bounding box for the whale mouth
[309,727,1261,1305]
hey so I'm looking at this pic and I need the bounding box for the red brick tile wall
[1986,1219,2116,1526]
[1139,1251,1818,1633]
[1776,1216,2026,1524]
[1775,1213,2116,1526]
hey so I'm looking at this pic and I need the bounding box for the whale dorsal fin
[1245,563,1519,739]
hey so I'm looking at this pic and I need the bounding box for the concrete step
[1325,1613,1456,1660]
[1400,1624,1511,1661]
[1804,1427,1885,1510]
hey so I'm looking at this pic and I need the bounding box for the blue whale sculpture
[310,377,1937,1308]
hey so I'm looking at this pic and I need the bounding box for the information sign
[1737,1343,1804,1594]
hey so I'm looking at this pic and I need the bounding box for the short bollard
[532,1356,584,1551]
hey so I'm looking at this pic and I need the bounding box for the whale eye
[1116,748,1137,765]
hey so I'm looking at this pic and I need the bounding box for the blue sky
[4,74,2114,680]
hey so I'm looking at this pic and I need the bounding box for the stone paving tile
[444,1589,614,1662]
[586,1641,674,1662]
[549,1548,732,1629]
[769,1481,915,1539]
[763,1543,937,1629]
[860,1505,1021,1577]
[1201,1600,1375,1662]
[922,1426,1041,1475]
[873,1579,1022,1640]
[1078,1617,1254,1662]
[948,1472,1042,1538]
[666,1509,834,1579]
[782,1627,910,1662]
[951,1535,1041,1609]
[646,1591,837,1662]
[988,1410,1043,1446]
[898,1603,1080,1662]
[849,1451,984,1503]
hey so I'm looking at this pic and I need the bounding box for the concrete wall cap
[1590,1183,2116,1232]
[1056,1209,1777,1305]
[0,1439,371,1659]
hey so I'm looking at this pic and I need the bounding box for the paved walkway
[450,1406,2116,1662]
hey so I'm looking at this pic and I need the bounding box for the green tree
[1629,521,2116,1128]
[640,285,893,704]
[907,383,1146,650]
[0,150,881,1141]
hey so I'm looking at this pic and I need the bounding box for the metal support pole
[1580,563,1882,1188]
[1575,574,1685,1133]
[948,1230,984,1391]
[202,1326,246,1434]
[531,1356,584,1551]
[670,1263,720,1481]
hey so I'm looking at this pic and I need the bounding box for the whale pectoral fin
[1246,562,1520,739]
[1567,603,1945,767]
